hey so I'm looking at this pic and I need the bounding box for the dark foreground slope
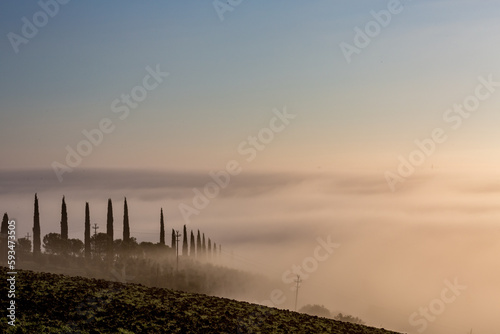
[1,267,402,334]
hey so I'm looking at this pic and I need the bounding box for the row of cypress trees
[21,194,219,260]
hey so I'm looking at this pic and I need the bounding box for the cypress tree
[196,230,201,258]
[182,225,188,256]
[123,198,130,242]
[159,208,165,245]
[208,238,212,260]
[171,229,176,249]
[33,194,41,257]
[190,230,195,257]
[60,196,68,240]
[84,202,91,259]
[1,213,8,235]
[1,213,9,264]
[213,242,217,259]
[106,199,113,256]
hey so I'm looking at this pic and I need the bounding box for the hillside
[15,254,275,302]
[1,267,403,333]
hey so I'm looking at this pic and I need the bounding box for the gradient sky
[2,1,500,333]
[2,0,500,172]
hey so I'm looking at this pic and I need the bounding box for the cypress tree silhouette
[202,233,206,258]
[84,202,91,259]
[123,198,130,242]
[182,225,188,256]
[1,213,8,264]
[159,208,165,245]
[1,213,8,235]
[60,196,68,240]
[171,229,176,249]
[33,194,41,257]
[213,242,217,259]
[190,230,195,257]
[208,238,212,260]
[196,230,201,259]
[106,199,113,257]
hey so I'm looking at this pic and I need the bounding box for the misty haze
[1,1,500,333]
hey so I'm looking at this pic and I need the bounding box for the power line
[219,249,268,267]
[219,248,282,276]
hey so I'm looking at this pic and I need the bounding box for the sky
[2,1,500,333]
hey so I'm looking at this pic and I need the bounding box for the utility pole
[175,230,181,271]
[92,224,99,256]
[93,223,99,237]
[294,275,302,311]
[24,233,32,253]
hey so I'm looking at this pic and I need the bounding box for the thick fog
[1,168,499,334]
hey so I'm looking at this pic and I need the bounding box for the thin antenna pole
[92,223,99,257]
[294,275,302,311]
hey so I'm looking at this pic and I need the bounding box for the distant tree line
[1,194,221,265]
[1,195,287,303]
[298,304,365,325]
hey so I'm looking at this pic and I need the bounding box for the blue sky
[2,0,500,173]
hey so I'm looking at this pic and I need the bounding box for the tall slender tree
[171,229,176,249]
[208,238,212,260]
[202,233,206,258]
[1,213,8,235]
[190,230,195,257]
[159,208,165,245]
[84,202,91,259]
[106,199,113,256]
[60,196,68,240]
[175,230,180,271]
[213,242,217,259]
[33,194,41,257]
[196,230,201,259]
[182,225,188,256]
[1,213,9,264]
[123,198,130,242]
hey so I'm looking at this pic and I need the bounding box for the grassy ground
[1,267,403,333]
